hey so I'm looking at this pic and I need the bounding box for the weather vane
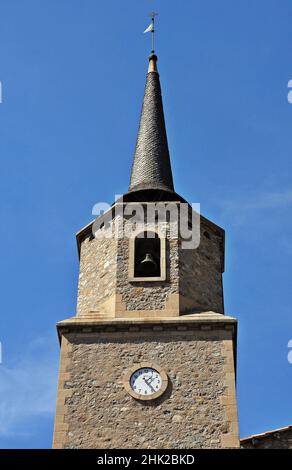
[143,12,158,53]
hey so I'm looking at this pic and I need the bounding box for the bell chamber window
[129,231,166,282]
[134,232,160,278]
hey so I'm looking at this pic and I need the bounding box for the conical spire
[129,54,174,193]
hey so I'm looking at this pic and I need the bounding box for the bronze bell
[139,252,157,276]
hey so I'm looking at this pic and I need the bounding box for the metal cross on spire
[143,11,158,53]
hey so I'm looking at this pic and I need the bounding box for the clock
[123,362,168,401]
[130,367,161,396]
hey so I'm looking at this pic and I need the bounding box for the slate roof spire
[129,53,174,193]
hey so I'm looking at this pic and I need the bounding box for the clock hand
[143,376,156,393]
[146,374,157,386]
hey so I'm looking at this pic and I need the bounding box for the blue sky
[0,0,292,448]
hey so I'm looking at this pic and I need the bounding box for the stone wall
[53,326,239,449]
[241,427,292,449]
[76,207,224,317]
[116,222,179,311]
[76,229,117,316]
[179,221,224,314]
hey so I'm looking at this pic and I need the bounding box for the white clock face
[130,367,162,396]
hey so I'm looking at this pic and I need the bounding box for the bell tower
[53,50,239,449]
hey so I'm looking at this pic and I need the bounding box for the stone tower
[53,52,239,449]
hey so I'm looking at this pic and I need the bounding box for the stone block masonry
[76,208,225,318]
[53,322,239,449]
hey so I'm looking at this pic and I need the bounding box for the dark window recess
[203,231,211,239]
[134,232,161,278]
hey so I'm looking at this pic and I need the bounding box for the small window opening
[134,231,161,278]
